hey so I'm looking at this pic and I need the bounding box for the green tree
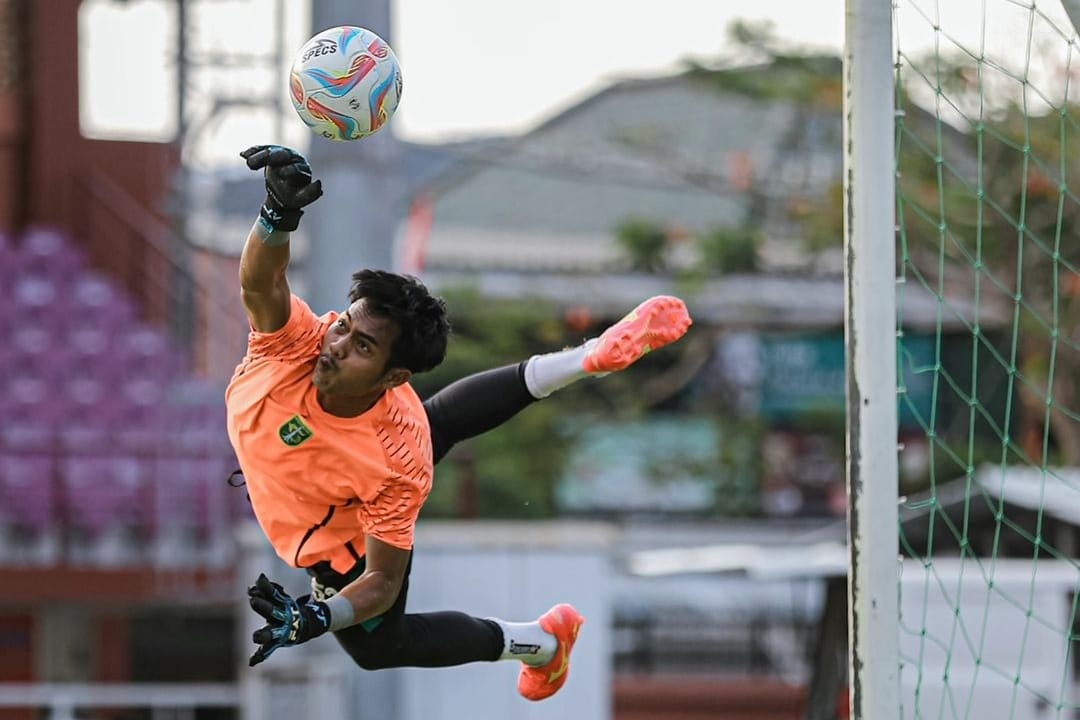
[614,217,668,272]
[791,47,1080,465]
[699,224,760,274]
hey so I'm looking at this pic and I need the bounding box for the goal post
[844,0,901,718]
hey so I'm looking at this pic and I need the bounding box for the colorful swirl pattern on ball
[299,27,396,140]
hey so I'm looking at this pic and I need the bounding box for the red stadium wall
[11,0,180,301]
[0,615,33,682]
[614,676,809,720]
[0,0,27,235]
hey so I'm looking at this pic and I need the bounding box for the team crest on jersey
[279,415,313,447]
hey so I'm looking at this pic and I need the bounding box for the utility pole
[172,0,195,357]
[302,0,405,315]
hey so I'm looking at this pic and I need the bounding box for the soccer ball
[289,26,403,142]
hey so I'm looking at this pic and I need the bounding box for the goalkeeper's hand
[247,573,331,667]
[241,145,324,235]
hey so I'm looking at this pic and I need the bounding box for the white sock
[490,618,557,666]
[523,339,602,399]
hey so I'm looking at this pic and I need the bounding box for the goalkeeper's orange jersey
[225,295,433,574]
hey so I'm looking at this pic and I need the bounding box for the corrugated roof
[429,76,790,232]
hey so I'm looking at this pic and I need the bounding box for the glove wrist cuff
[258,199,303,235]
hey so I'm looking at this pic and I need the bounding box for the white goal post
[844,0,901,718]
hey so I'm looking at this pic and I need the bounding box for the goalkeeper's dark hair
[347,270,450,374]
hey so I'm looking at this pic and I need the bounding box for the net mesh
[892,0,1080,716]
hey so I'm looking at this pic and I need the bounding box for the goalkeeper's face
[313,298,409,401]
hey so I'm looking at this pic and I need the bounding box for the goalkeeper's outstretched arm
[237,145,324,333]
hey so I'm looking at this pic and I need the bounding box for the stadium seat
[1,375,67,449]
[9,278,66,345]
[149,456,233,566]
[0,454,61,565]
[69,325,114,373]
[11,323,49,355]
[167,400,231,454]
[11,273,56,303]
[8,326,68,384]
[0,314,17,377]
[72,271,119,308]
[59,377,127,453]
[72,271,138,329]
[0,454,58,534]
[60,455,150,565]
[114,400,170,455]
[15,226,85,281]
[118,326,185,383]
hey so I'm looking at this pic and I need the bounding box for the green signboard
[758,333,933,428]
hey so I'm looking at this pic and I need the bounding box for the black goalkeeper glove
[247,573,332,667]
[240,145,324,234]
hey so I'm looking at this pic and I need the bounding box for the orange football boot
[582,296,692,373]
[517,604,585,701]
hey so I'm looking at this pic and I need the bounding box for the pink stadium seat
[119,326,182,381]
[8,326,69,384]
[150,457,231,540]
[59,455,149,539]
[72,272,138,329]
[10,323,49,355]
[0,454,57,534]
[170,401,231,454]
[16,227,85,281]
[72,271,118,308]
[10,275,60,317]
[120,377,169,411]
[11,273,56,303]
[1,375,67,449]
[0,314,18,377]
[69,325,114,372]
[114,399,170,455]
[59,377,128,453]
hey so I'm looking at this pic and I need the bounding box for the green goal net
[892,0,1080,717]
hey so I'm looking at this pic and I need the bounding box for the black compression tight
[422,361,538,464]
[335,610,504,669]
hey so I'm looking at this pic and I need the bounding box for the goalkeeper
[227,145,692,701]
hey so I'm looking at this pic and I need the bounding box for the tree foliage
[699,224,760,274]
[894,51,1080,466]
[615,217,669,272]
[788,45,1080,466]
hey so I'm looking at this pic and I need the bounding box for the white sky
[392,0,846,139]
[79,0,846,164]
[78,0,1080,166]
